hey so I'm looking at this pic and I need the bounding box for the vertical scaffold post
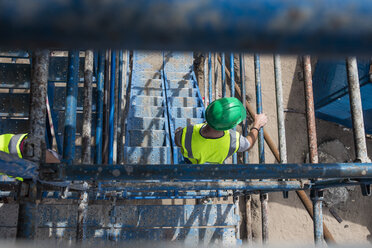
[204,53,208,106]
[221,53,226,98]
[303,55,323,245]
[103,51,110,163]
[208,52,212,104]
[108,51,116,164]
[254,54,268,244]
[63,50,80,164]
[230,53,235,97]
[17,50,49,240]
[95,51,105,164]
[231,53,237,164]
[78,50,93,242]
[346,57,370,163]
[240,54,248,163]
[117,50,124,164]
[274,55,287,164]
[214,53,218,99]
[82,50,93,164]
[274,55,289,198]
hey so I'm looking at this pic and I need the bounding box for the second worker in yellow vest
[175,97,268,164]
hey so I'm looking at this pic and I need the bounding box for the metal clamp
[360,184,371,196]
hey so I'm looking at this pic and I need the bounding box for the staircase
[163,52,205,163]
[124,51,171,164]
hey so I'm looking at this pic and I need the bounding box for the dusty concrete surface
[197,54,372,245]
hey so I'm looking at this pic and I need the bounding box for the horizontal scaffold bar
[39,163,372,182]
[1,0,372,54]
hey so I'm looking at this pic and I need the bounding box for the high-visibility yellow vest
[181,124,240,164]
[0,133,27,158]
[0,133,27,181]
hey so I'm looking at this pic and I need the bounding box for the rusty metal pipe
[17,50,49,240]
[82,50,93,164]
[78,50,93,242]
[303,55,319,164]
[303,55,324,245]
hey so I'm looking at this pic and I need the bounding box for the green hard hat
[205,97,246,131]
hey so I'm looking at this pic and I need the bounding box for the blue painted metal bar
[208,52,212,104]
[2,0,372,54]
[93,51,98,78]
[38,162,372,182]
[274,54,289,198]
[311,190,324,244]
[96,181,306,192]
[254,53,268,243]
[95,51,105,164]
[2,180,372,199]
[240,54,248,163]
[192,71,206,114]
[254,54,265,163]
[230,54,235,97]
[63,50,79,164]
[221,53,226,98]
[117,50,124,164]
[161,52,171,164]
[230,53,237,164]
[108,51,116,164]
[163,70,177,164]
[204,53,208,106]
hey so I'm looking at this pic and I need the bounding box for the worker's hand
[253,113,268,129]
[175,127,182,133]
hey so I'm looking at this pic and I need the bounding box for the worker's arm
[246,113,268,149]
[174,127,183,147]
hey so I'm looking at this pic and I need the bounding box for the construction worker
[0,133,60,162]
[174,97,268,164]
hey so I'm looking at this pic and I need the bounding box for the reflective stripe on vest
[181,124,240,164]
[0,133,27,158]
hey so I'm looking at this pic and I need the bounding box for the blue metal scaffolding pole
[254,54,269,244]
[63,50,80,164]
[38,162,372,182]
[95,51,105,164]
[274,54,289,198]
[240,54,248,164]
[117,50,124,164]
[108,50,116,164]
[230,53,237,164]
[221,53,226,98]
[208,52,212,104]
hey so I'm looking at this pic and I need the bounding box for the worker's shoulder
[183,122,204,129]
[227,129,241,136]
